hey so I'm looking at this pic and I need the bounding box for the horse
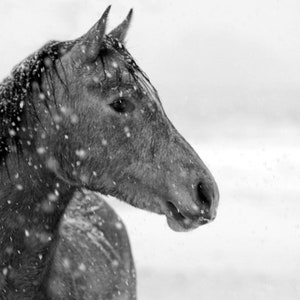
[0,6,219,300]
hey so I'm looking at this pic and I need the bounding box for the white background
[1,1,300,299]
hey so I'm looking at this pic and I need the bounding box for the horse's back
[48,190,136,300]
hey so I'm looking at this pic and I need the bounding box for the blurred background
[1,0,300,299]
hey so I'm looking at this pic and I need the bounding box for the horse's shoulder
[63,189,132,251]
[47,189,136,300]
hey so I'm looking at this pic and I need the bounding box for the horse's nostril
[197,182,212,209]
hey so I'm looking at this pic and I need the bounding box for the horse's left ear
[72,6,111,63]
[109,9,133,42]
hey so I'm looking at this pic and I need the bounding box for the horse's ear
[109,9,133,42]
[73,6,111,62]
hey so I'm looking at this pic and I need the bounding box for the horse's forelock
[101,36,159,102]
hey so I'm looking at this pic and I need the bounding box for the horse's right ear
[72,6,111,63]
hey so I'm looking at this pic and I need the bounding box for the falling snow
[37,147,46,154]
[75,149,87,159]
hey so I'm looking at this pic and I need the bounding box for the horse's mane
[0,40,73,164]
[0,35,154,166]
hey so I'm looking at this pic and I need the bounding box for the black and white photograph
[0,0,299,299]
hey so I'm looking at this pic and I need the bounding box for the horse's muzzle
[165,176,219,232]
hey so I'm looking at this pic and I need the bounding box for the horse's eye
[110,98,135,113]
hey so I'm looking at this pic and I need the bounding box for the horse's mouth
[165,201,211,232]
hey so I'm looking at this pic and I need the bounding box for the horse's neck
[0,153,76,298]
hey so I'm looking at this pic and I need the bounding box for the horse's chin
[166,216,209,232]
[166,217,193,232]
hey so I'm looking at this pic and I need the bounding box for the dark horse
[0,6,219,300]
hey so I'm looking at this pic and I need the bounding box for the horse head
[32,7,219,231]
